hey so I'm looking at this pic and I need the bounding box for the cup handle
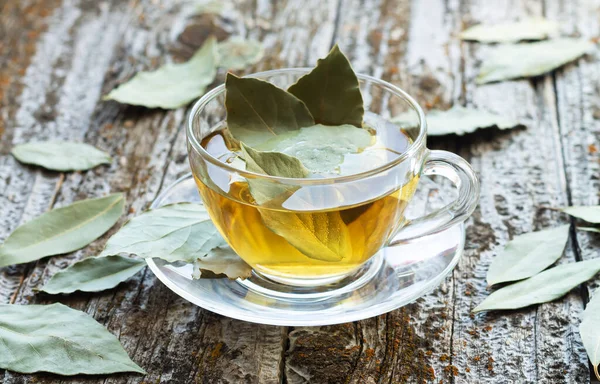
[387,150,480,246]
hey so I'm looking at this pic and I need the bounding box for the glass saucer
[146,173,465,326]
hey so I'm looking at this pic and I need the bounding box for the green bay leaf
[476,38,594,84]
[474,259,600,313]
[40,255,145,294]
[562,205,600,224]
[486,225,570,286]
[100,203,226,263]
[104,36,218,109]
[11,141,111,171]
[580,289,600,380]
[193,247,252,279]
[0,303,144,375]
[226,73,315,147]
[217,37,264,70]
[288,45,364,127]
[0,194,125,268]
[460,18,559,43]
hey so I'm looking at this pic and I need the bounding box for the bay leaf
[580,289,600,380]
[104,36,218,109]
[40,255,145,294]
[579,227,600,233]
[460,18,559,43]
[256,124,373,173]
[473,259,600,313]
[100,203,226,263]
[241,144,351,262]
[193,246,252,279]
[288,44,364,127]
[225,73,315,147]
[486,224,570,286]
[562,205,600,224]
[0,303,144,375]
[217,37,264,70]
[393,106,523,136]
[0,194,125,268]
[11,141,111,171]
[476,38,594,84]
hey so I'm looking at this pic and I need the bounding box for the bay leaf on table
[473,258,600,313]
[476,38,595,84]
[562,205,600,224]
[241,144,351,262]
[486,224,570,286]
[226,73,315,147]
[256,124,373,174]
[392,105,523,136]
[193,246,252,279]
[288,44,364,127]
[0,194,125,268]
[460,17,559,43]
[11,141,111,171]
[100,203,226,263]
[580,289,600,380]
[104,36,218,109]
[217,37,264,70]
[0,303,144,375]
[40,255,145,294]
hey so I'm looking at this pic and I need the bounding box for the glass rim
[187,68,427,185]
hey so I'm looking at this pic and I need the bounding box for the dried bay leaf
[460,18,559,43]
[474,259,600,313]
[11,141,111,171]
[217,37,264,70]
[476,38,594,84]
[0,303,144,375]
[193,246,252,279]
[241,144,350,262]
[100,203,226,263]
[226,73,315,147]
[40,255,145,294]
[288,45,364,127]
[0,194,125,268]
[580,289,600,380]
[104,36,218,109]
[486,225,570,286]
[562,205,600,224]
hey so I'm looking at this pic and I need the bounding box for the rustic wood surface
[1,0,599,383]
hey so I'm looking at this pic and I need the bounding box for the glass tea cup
[187,69,480,288]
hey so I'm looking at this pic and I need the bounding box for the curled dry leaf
[11,141,111,171]
[0,194,125,268]
[580,289,600,380]
[0,303,145,375]
[104,36,218,109]
[562,205,600,224]
[217,37,264,70]
[460,17,559,43]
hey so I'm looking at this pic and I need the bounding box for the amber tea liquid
[195,115,419,282]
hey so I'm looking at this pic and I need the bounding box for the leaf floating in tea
[288,44,364,127]
[460,18,559,43]
[40,256,145,294]
[580,289,600,380]
[473,259,600,313]
[579,227,600,233]
[104,36,218,109]
[392,106,523,136]
[256,124,373,173]
[193,247,252,279]
[11,141,111,171]
[486,225,569,286]
[217,37,264,70]
[0,194,125,268]
[100,203,226,263]
[476,38,594,84]
[562,205,600,224]
[225,73,315,147]
[0,303,145,375]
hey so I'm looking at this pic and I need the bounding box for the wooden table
[1,0,599,383]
